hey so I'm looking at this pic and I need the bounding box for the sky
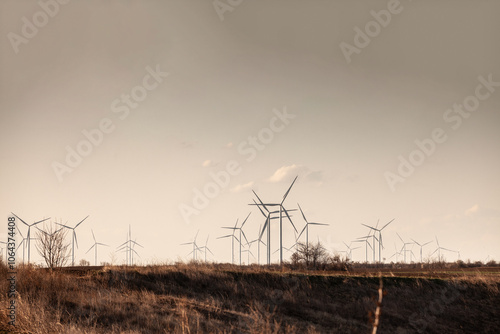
[1,0,499,266]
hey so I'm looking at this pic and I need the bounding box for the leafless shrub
[36,224,70,269]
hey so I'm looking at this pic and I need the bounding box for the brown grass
[1,262,499,333]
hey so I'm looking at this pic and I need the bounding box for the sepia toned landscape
[1,0,500,333]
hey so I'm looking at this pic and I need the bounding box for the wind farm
[2,1,499,332]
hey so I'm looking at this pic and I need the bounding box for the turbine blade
[91,229,96,243]
[74,232,79,249]
[396,232,404,243]
[241,212,252,228]
[74,215,89,229]
[361,223,377,231]
[33,217,51,226]
[283,208,298,233]
[241,230,249,245]
[297,203,307,222]
[252,190,269,213]
[296,225,307,240]
[85,245,95,254]
[11,213,29,227]
[253,199,267,217]
[281,175,298,205]
[380,218,394,231]
[259,219,269,240]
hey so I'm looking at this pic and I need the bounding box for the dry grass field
[1,262,499,333]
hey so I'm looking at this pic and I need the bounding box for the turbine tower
[11,213,50,263]
[397,233,414,263]
[199,235,214,262]
[86,229,108,266]
[251,176,299,265]
[221,213,251,265]
[181,230,201,262]
[251,194,291,265]
[411,238,433,263]
[353,235,372,263]
[361,219,394,262]
[296,203,329,263]
[56,215,89,266]
[431,236,457,262]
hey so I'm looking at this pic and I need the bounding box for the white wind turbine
[86,229,108,266]
[218,220,240,265]
[181,230,201,262]
[250,176,299,265]
[353,235,373,263]
[251,195,292,265]
[117,225,143,266]
[199,235,214,262]
[16,226,28,263]
[11,213,50,263]
[397,233,414,263]
[431,236,457,262]
[56,215,89,266]
[343,242,360,261]
[296,203,329,262]
[411,238,433,263]
[221,213,251,266]
[362,219,394,262]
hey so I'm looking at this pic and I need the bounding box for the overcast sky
[1,0,499,265]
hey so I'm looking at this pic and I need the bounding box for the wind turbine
[250,195,292,265]
[117,225,143,266]
[181,230,201,262]
[86,229,108,266]
[343,242,360,261]
[217,230,239,265]
[252,224,266,265]
[199,235,214,262]
[250,176,299,265]
[296,203,328,264]
[11,213,50,263]
[411,238,433,263]
[362,219,394,263]
[222,213,251,265]
[397,233,414,263]
[430,236,457,262]
[353,235,373,263]
[16,226,28,263]
[56,215,89,266]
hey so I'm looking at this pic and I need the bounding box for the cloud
[230,181,254,193]
[268,164,325,185]
[464,205,500,218]
[465,204,480,216]
[201,160,218,168]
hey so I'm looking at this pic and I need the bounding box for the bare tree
[36,224,70,269]
[292,242,328,269]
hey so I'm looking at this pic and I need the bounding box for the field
[1,263,499,333]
